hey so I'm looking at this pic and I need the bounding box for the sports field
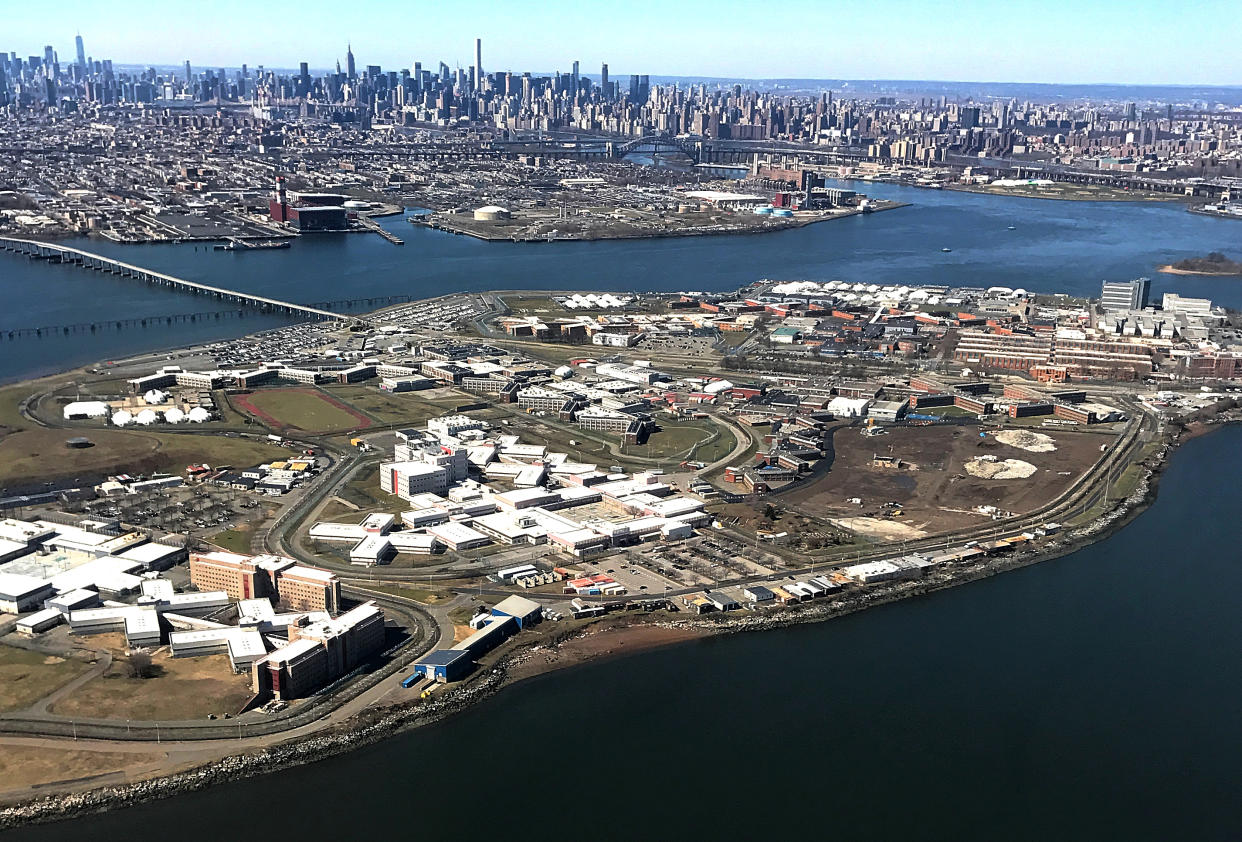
[233,388,372,434]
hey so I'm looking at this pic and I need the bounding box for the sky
[5,0,1241,86]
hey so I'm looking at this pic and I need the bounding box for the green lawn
[238,389,366,433]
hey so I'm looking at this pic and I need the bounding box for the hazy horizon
[5,0,1242,87]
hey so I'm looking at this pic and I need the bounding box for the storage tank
[753,206,774,215]
[473,205,512,222]
[772,208,794,218]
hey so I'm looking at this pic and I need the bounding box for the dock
[359,217,404,245]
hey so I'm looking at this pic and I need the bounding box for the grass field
[0,645,90,713]
[324,385,465,426]
[0,745,161,792]
[233,388,371,434]
[209,524,257,553]
[320,463,409,520]
[52,651,254,721]
[0,428,288,489]
[620,418,730,461]
[354,583,453,604]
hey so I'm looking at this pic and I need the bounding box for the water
[3,184,1241,383]
[3,426,1239,840]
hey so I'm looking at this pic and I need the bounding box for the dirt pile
[965,456,1037,479]
[995,430,1057,452]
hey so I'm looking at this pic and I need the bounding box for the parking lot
[72,484,269,542]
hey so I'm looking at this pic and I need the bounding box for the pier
[0,236,350,323]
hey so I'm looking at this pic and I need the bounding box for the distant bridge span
[0,236,350,323]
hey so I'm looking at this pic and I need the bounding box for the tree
[126,649,156,679]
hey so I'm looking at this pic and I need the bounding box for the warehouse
[387,531,439,555]
[426,522,491,551]
[350,535,394,566]
[0,573,55,614]
[16,607,64,635]
[407,649,474,684]
[490,594,543,629]
[452,614,518,657]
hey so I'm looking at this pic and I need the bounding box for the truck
[266,434,283,443]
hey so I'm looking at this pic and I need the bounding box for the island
[0,262,1240,828]
[1159,252,1242,276]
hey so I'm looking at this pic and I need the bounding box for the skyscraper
[346,43,356,80]
[184,60,192,83]
[474,38,482,90]
[74,34,86,70]
[600,63,609,97]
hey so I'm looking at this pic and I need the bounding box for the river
[2,183,1241,383]
[6,424,1240,840]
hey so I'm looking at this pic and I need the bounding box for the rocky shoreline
[0,412,1198,832]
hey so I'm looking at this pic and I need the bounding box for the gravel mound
[965,456,1037,479]
[995,429,1057,452]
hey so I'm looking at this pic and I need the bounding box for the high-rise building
[346,43,356,80]
[474,38,482,89]
[1100,278,1151,312]
[184,60,192,83]
[600,62,609,96]
[74,34,85,70]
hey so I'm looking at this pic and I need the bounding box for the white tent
[111,410,133,427]
[186,407,211,423]
[134,409,159,425]
[63,401,110,420]
[143,389,167,405]
[163,408,186,424]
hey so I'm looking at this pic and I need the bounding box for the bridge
[614,134,701,160]
[0,295,415,341]
[0,236,351,323]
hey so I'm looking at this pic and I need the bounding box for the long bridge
[0,295,415,341]
[0,236,350,323]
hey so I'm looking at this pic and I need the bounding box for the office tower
[346,43,356,80]
[572,59,579,94]
[44,45,55,67]
[600,63,608,97]
[74,34,86,70]
[184,60,192,83]
[1100,278,1151,313]
[475,38,482,88]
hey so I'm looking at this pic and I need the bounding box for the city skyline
[5,0,1242,87]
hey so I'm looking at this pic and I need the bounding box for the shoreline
[0,405,1219,831]
[1158,263,1242,277]
[943,183,1185,204]
[414,202,908,243]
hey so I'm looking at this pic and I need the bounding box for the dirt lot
[51,649,254,721]
[0,745,163,793]
[0,644,92,713]
[782,423,1114,536]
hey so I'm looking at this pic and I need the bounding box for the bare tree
[126,649,156,679]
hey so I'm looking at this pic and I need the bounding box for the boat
[941,247,952,252]
[1006,225,1016,230]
